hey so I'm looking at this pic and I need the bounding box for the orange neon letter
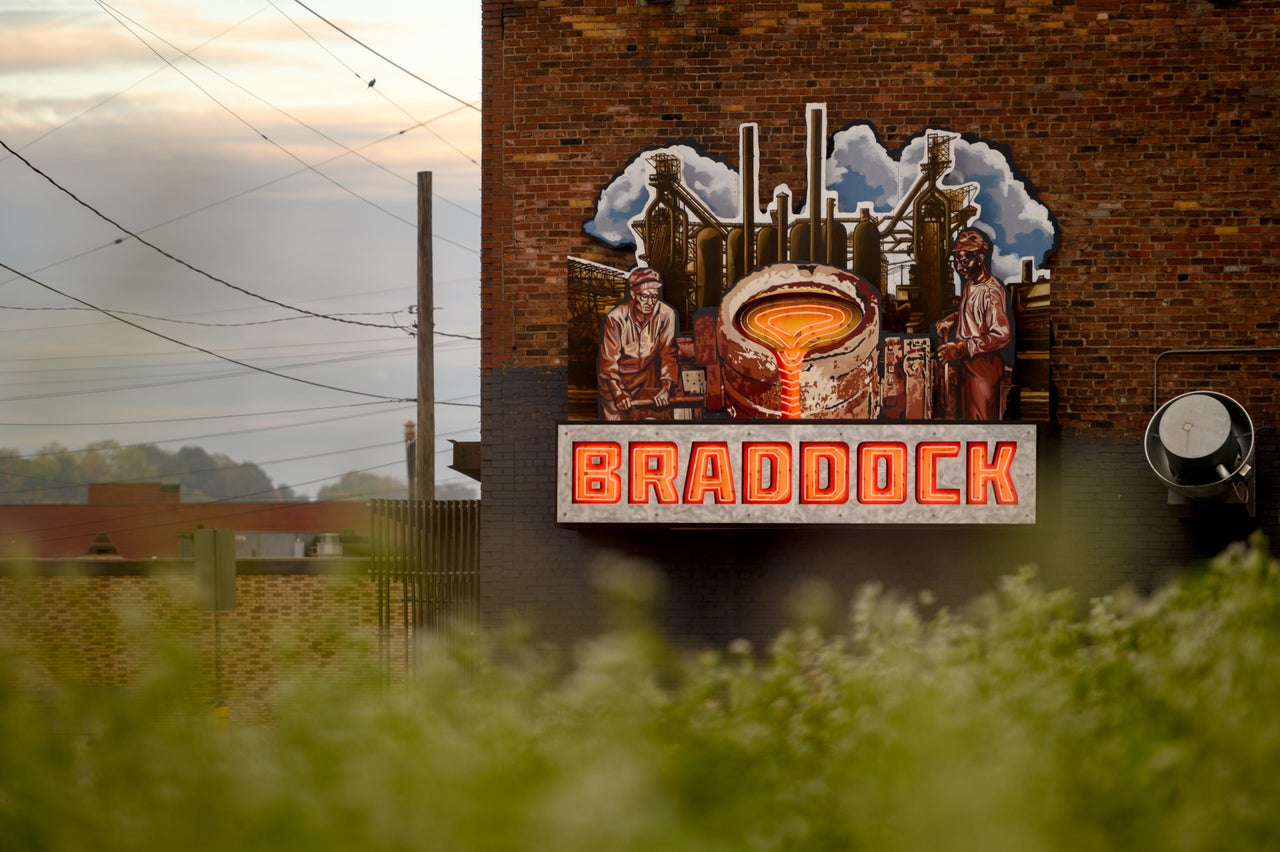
[857,442,908,505]
[743,442,792,504]
[916,441,962,505]
[684,442,736,504]
[800,442,850,504]
[967,441,1019,505]
[630,442,680,504]
[573,442,622,504]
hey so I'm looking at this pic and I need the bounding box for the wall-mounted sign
[558,423,1036,525]
[562,103,1055,525]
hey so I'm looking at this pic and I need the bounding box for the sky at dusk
[0,0,481,499]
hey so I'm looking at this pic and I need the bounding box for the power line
[0,303,394,329]
[0,400,387,428]
[0,301,414,327]
[289,0,481,114]
[0,299,479,343]
[99,0,476,183]
[0,137,410,330]
[0,338,472,383]
[9,404,415,462]
[0,342,411,378]
[6,396,478,459]
[94,1,421,231]
[0,335,419,364]
[7,404,412,457]
[0,104,478,299]
[0,4,271,162]
[0,346,412,402]
[0,260,410,403]
[265,0,479,167]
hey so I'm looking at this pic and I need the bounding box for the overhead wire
[0,260,411,402]
[0,3,272,162]
[7,406,413,463]
[0,333,434,363]
[0,303,385,329]
[289,0,481,114]
[0,280,479,339]
[0,342,413,374]
[0,305,483,351]
[265,0,479,167]
[0,340,474,379]
[0,101,477,294]
[0,346,413,401]
[0,400,387,428]
[0,137,414,331]
[7,395,476,459]
[1,9,482,475]
[96,1,475,187]
[92,1,423,235]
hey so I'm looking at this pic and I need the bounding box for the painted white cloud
[827,123,900,211]
[946,139,1056,278]
[583,145,740,249]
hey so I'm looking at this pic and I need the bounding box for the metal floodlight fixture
[1143,390,1256,516]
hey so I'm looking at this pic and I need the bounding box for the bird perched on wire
[367,78,376,87]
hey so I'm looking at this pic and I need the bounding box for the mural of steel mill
[568,104,1054,424]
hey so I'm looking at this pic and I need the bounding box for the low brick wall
[0,558,403,722]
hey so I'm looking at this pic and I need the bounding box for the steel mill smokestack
[741,124,757,280]
[808,104,825,264]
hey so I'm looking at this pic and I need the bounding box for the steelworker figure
[935,228,1012,421]
[597,267,680,421]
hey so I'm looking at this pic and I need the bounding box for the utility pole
[417,172,435,502]
[404,420,417,501]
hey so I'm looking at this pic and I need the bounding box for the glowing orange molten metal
[738,293,862,418]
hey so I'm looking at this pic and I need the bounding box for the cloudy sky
[0,0,481,498]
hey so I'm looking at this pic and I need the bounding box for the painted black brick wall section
[482,366,1279,647]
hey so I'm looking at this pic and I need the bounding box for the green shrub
[2,536,1279,850]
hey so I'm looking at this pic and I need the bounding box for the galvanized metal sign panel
[558,422,1036,525]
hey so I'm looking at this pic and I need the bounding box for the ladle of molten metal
[737,292,863,419]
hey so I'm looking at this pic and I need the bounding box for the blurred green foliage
[3,535,1279,850]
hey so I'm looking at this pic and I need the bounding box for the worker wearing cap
[597,267,679,421]
[935,228,1012,421]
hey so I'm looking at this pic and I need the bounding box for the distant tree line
[315,470,407,501]
[0,441,475,504]
[0,441,293,504]
[312,472,476,501]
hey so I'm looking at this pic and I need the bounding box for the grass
[2,535,1279,850]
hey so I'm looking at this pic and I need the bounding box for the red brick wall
[0,501,370,559]
[481,0,1280,437]
[0,561,403,721]
[479,1,1280,643]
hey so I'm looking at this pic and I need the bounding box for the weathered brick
[479,0,1280,644]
